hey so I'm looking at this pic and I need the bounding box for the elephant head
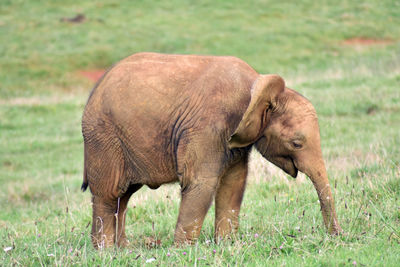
[229,74,342,234]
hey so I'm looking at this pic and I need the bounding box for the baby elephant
[81,52,341,249]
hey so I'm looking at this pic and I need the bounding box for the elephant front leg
[214,158,248,241]
[174,181,218,245]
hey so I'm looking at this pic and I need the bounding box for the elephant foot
[174,225,201,246]
[117,236,130,248]
[329,225,343,236]
[174,238,196,247]
[91,233,115,250]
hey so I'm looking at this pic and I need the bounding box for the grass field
[1,0,399,266]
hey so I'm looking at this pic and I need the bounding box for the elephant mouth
[267,155,298,178]
[287,157,298,178]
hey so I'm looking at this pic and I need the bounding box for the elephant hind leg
[91,196,117,249]
[115,184,142,247]
[84,135,140,248]
[91,184,142,249]
[85,144,122,248]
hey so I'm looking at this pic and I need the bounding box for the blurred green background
[1,0,399,266]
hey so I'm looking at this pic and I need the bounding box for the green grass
[1,0,400,266]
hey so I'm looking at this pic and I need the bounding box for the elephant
[81,52,342,249]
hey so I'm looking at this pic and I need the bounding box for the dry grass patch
[0,93,85,106]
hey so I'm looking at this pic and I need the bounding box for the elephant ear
[228,74,285,148]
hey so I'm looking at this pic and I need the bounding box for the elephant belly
[121,138,178,189]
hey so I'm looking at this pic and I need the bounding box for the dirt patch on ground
[60,14,86,24]
[343,37,393,46]
[78,69,106,82]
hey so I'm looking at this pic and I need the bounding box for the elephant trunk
[295,148,342,234]
[306,160,342,234]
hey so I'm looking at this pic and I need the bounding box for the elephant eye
[292,141,303,149]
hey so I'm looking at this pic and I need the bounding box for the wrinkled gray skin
[82,52,341,249]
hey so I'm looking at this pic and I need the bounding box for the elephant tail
[81,145,89,192]
[81,170,88,192]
